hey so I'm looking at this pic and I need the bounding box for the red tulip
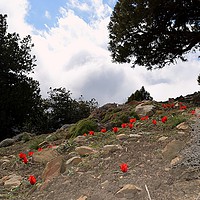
[89,131,94,135]
[128,123,133,129]
[152,119,157,125]
[120,163,128,173]
[83,133,87,136]
[129,118,136,123]
[28,152,34,156]
[113,127,118,133]
[191,110,196,115]
[161,116,167,123]
[29,175,36,185]
[101,128,107,133]
[19,152,26,159]
[141,116,149,120]
[23,157,28,164]
[121,123,127,128]
[180,105,187,110]
[38,148,42,152]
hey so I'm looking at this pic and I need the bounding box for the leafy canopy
[0,14,42,140]
[126,86,153,103]
[108,0,200,69]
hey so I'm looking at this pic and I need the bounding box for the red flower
[28,152,34,156]
[38,148,42,152]
[161,116,168,123]
[120,163,128,173]
[180,105,187,110]
[83,133,87,136]
[29,175,36,185]
[19,152,26,159]
[23,157,28,164]
[191,110,196,115]
[101,128,107,133]
[152,119,157,125]
[113,127,118,133]
[89,131,94,135]
[121,123,127,128]
[128,123,133,129]
[141,116,149,120]
[129,118,136,123]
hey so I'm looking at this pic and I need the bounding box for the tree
[45,87,98,131]
[0,14,42,140]
[126,86,153,103]
[108,0,200,69]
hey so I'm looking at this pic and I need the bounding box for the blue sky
[0,0,199,105]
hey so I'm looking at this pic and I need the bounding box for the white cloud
[0,0,33,37]
[0,0,199,106]
[45,10,51,19]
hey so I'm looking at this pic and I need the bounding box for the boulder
[33,148,59,164]
[0,138,15,148]
[135,103,156,117]
[75,146,97,156]
[116,184,142,199]
[42,155,65,182]
[2,174,22,188]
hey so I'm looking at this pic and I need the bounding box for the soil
[1,102,200,200]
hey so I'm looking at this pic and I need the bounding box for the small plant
[28,137,44,150]
[68,118,98,138]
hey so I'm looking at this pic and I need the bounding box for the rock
[176,122,189,130]
[103,144,122,154]
[42,155,65,182]
[162,140,185,160]
[38,141,49,148]
[75,146,97,156]
[129,134,142,138]
[66,156,82,166]
[12,132,32,141]
[101,180,109,188]
[0,138,15,148]
[3,174,22,188]
[77,195,87,200]
[33,148,59,164]
[116,134,129,140]
[116,184,142,199]
[158,136,168,142]
[74,136,86,143]
[135,103,156,117]
[170,156,182,167]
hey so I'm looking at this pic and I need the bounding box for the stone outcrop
[135,103,156,117]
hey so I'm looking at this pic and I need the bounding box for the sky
[0,0,199,106]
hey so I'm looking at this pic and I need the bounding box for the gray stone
[135,103,155,117]
[3,174,22,188]
[162,140,185,160]
[75,146,97,156]
[0,138,15,148]
[116,184,142,199]
[66,156,82,165]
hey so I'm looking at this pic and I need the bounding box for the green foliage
[28,137,45,150]
[168,116,186,129]
[0,14,43,140]
[108,0,200,69]
[44,87,98,131]
[68,118,98,138]
[126,86,153,103]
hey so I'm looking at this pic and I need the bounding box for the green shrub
[68,118,98,138]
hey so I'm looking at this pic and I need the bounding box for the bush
[68,118,98,138]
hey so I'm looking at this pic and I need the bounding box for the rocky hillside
[1,94,200,200]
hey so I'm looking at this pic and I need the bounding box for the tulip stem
[145,184,152,200]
